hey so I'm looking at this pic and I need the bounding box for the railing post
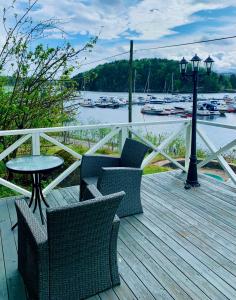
[119,127,128,153]
[185,122,191,171]
[32,133,40,155]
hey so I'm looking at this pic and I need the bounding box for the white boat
[136,96,148,105]
[80,99,95,108]
[150,98,165,104]
[197,102,220,116]
[141,105,170,115]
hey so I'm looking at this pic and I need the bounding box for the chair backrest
[120,138,149,168]
[46,191,124,299]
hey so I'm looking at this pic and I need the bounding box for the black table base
[12,173,49,230]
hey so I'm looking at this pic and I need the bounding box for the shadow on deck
[0,171,236,300]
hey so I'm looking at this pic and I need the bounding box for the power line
[80,34,236,67]
[136,35,236,52]
[80,51,130,67]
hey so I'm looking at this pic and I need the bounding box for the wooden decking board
[0,229,8,300]
[118,238,174,300]
[142,178,236,256]
[119,220,208,300]
[142,180,236,259]
[0,171,236,299]
[145,175,236,239]
[112,277,137,300]
[142,195,236,282]
[164,171,236,211]
[150,174,236,231]
[133,212,232,300]
[142,187,236,266]
[175,171,236,195]
[126,216,226,300]
[0,199,27,300]
[139,206,236,299]
[142,176,236,251]
[165,172,236,217]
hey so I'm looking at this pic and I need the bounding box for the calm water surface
[73,91,236,149]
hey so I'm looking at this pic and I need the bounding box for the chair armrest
[15,199,47,246]
[82,184,103,201]
[15,200,49,300]
[110,214,121,285]
[80,155,120,179]
[98,167,142,189]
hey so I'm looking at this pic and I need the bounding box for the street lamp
[179,54,214,189]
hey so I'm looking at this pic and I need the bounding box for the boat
[141,105,170,115]
[136,96,148,105]
[95,96,120,109]
[197,102,220,116]
[223,95,234,103]
[150,98,165,104]
[217,103,228,115]
[147,95,163,104]
[226,103,236,112]
[117,98,127,106]
[80,99,95,108]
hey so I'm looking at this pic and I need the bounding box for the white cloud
[0,0,236,71]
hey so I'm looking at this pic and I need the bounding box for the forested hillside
[74,58,236,93]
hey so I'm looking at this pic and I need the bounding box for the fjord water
[75,91,236,150]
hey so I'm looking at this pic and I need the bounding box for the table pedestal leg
[11,172,50,230]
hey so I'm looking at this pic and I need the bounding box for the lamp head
[179,57,188,75]
[190,54,201,72]
[204,56,214,74]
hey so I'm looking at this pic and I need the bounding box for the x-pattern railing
[0,119,235,197]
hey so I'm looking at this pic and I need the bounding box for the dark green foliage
[74,58,236,93]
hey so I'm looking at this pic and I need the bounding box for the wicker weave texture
[15,190,124,300]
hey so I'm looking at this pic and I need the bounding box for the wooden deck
[0,171,236,300]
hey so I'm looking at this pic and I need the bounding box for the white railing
[0,119,235,197]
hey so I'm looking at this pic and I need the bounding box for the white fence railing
[0,119,235,197]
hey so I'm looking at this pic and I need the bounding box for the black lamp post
[180,54,214,189]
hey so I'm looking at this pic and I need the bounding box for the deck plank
[142,176,236,250]
[0,199,27,300]
[142,185,236,263]
[142,197,236,280]
[0,170,236,299]
[145,175,236,239]
[142,177,236,255]
[0,229,8,300]
[119,222,203,300]
[126,216,226,300]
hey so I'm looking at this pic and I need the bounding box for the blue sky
[1,0,236,72]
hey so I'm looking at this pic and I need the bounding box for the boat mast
[163,79,167,93]
[171,72,174,94]
[144,67,151,93]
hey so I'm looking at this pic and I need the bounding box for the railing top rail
[0,119,235,137]
[198,120,236,130]
[0,119,189,136]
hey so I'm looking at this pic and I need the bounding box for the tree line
[74,58,236,93]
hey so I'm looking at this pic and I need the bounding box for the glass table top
[6,155,64,173]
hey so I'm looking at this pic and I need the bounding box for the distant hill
[73,58,236,93]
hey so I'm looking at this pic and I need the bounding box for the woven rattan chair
[80,138,149,217]
[15,186,125,300]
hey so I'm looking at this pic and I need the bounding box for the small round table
[6,155,64,229]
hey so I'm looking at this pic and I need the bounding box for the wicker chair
[80,138,149,217]
[15,186,125,300]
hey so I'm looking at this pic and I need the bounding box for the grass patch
[143,164,171,175]
[0,185,19,198]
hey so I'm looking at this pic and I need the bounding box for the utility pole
[128,40,133,131]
